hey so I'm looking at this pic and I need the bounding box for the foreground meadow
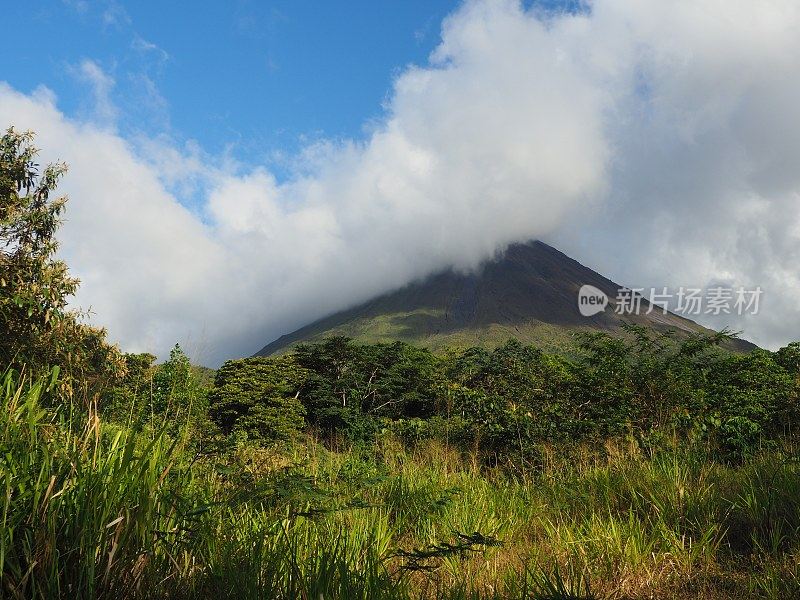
[2,371,799,599]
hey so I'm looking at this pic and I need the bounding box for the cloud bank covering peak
[2,0,800,365]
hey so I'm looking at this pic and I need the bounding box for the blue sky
[2,1,585,167]
[3,1,463,162]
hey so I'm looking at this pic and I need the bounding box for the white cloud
[72,59,117,126]
[63,0,130,29]
[551,0,800,348]
[131,36,170,67]
[3,0,800,363]
[101,1,130,28]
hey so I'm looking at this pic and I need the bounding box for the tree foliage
[292,337,442,440]
[104,344,212,443]
[0,128,122,393]
[222,331,800,463]
[208,356,307,442]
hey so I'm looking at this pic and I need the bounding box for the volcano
[256,241,754,355]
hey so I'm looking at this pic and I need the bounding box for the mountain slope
[257,241,753,355]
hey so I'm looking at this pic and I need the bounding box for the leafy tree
[122,352,158,397]
[569,332,636,437]
[152,344,194,413]
[103,352,157,421]
[339,341,442,419]
[149,344,211,439]
[209,356,307,442]
[292,337,443,439]
[0,127,122,393]
[291,337,364,433]
[704,349,794,459]
[774,342,800,423]
[281,332,800,463]
[624,326,723,432]
[445,339,574,455]
[776,342,800,375]
[103,345,212,444]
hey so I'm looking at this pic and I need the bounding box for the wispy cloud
[71,59,117,126]
[63,0,130,28]
[128,73,170,128]
[101,1,130,28]
[131,35,169,65]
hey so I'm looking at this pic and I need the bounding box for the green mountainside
[257,241,754,356]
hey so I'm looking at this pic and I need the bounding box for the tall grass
[0,370,186,597]
[1,371,799,598]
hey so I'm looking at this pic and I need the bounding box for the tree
[776,342,800,376]
[444,339,574,457]
[152,344,194,413]
[569,332,636,437]
[103,352,157,421]
[208,356,307,443]
[292,337,443,439]
[0,128,122,392]
[704,349,794,459]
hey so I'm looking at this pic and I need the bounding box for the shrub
[209,356,307,442]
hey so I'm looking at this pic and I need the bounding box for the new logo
[578,284,608,317]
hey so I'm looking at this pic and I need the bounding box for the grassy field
[2,371,799,599]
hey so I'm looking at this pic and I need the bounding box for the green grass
[269,309,585,356]
[2,372,799,598]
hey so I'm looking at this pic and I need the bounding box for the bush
[209,356,307,442]
[292,337,443,441]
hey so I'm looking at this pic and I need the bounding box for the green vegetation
[271,309,584,359]
[2,129,800,598]
[0,128,123,394]
[3,367,800,599]
[209,356,306,443]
